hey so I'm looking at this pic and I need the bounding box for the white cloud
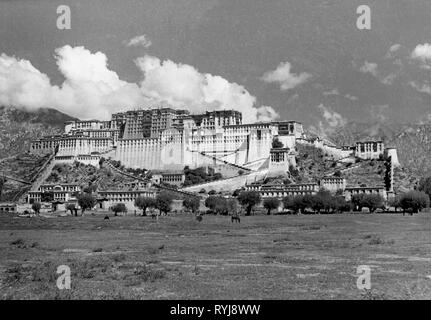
[410,81,431,95]
[382,73,397,85]
[385,44,402,59]
[344,94,358,101]
[0,46,278,123]
[126,34,152,48]
[389,44,401,53]
[317,104,346,128]
[261,61,311,90]
[370,105,389,122]
[0,53,54,112]
[136,55,278,123]
[360,61,378,76]
[323,89,357,101]
[255,106,280,122]
[411,43,431,61]
[323,88,340,96]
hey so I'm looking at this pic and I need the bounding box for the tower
[384,148,400,167]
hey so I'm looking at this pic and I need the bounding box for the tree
[301,194,316,213]
[310,193,325,214]
[282,195,296,213]
[293,195,308,214]
[155,191,174,215]
[0,177,6,199]
[112,203,127,216]
[263,198,280,215]
[388,196,402,212]
[183,197,200,214]
[226,198,240,215]
[237,191,261,216]
[204,196,236,215]
[419,177,431,200]
[214,197,229,215]
[332,196,350,213]
[78,193,96,214]
[351,194,366,211]
[205,196,219,212]
[66,203,76,215]
[134,196,156,216]
[399,191,430,214]
[361,194,384,213]
[32,202,41,214]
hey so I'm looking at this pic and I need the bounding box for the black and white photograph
[1,0,431,305]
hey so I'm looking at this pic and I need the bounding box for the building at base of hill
[245,178,388,202]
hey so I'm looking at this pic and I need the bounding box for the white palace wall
[112,126,276,170]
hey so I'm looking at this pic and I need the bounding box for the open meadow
[1,212,431,300]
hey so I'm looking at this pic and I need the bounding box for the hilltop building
[355,141,385,160]
[30,107,304,173]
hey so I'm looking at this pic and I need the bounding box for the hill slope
[0,106,76,159]
[324,121,431,180]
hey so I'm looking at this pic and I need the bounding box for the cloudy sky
[2,0,431,127]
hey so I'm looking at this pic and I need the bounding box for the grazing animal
[196,215,203,222]
[104,215,110,220]
[151,213,159,220]
[158,244,165,250]
[231,215,240,223]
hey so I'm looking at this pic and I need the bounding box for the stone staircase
[15,152,58,203]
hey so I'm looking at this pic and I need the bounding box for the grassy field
[1,212,431,299]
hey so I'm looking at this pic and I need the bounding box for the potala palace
[30,105,399,177]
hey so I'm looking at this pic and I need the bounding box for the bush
[333,170,342,177]
[183,167,223,187]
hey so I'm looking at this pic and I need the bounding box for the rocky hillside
[0,106,76,159]
[45,162,137,191]
[321,121,431,181]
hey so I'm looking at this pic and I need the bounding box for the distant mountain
[0,106,77,159]
[325,121,431,179]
